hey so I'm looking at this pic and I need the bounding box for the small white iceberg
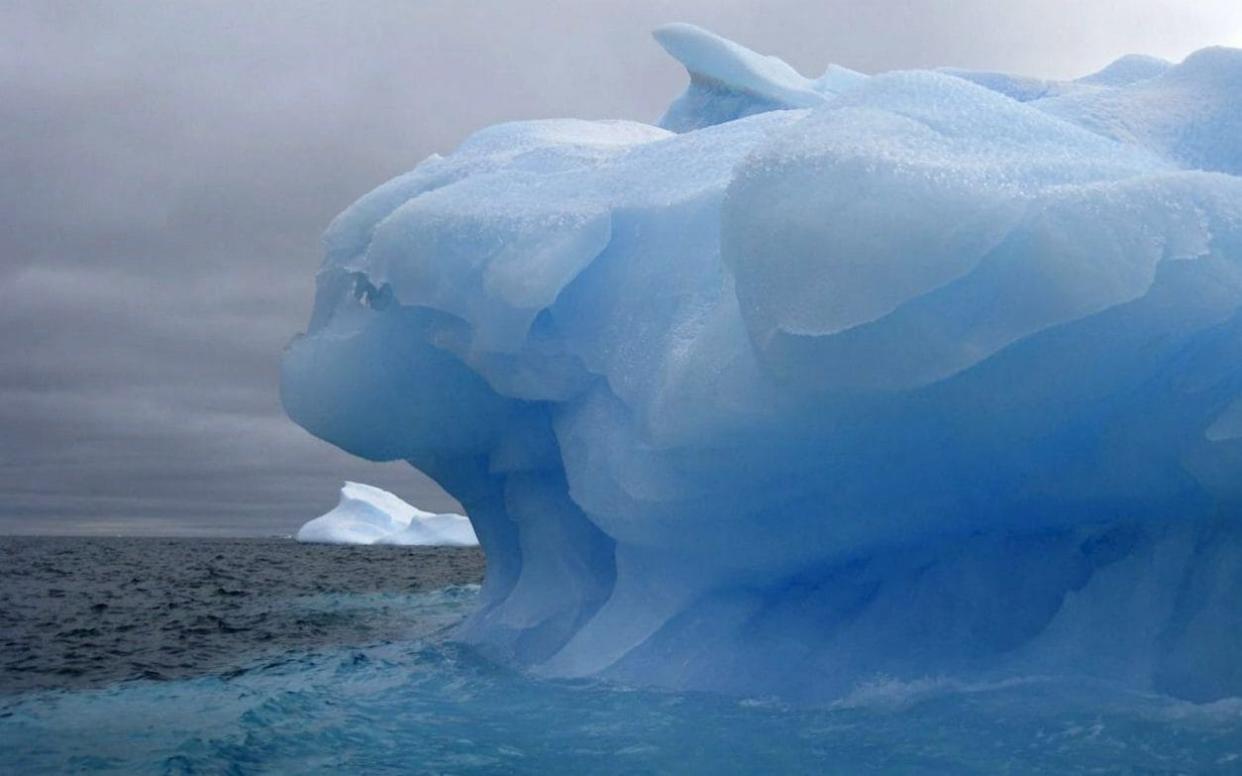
[296,481,478,546]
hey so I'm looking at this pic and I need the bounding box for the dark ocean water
[0,537,485,693]
[3,537,1242,774]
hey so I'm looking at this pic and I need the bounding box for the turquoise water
[5,583,1242,774]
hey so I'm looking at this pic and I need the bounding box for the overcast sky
[3,1,1241,536]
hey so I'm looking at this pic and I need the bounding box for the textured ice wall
[282,25,1242,700]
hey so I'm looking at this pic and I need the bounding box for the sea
[2,536,1241,774]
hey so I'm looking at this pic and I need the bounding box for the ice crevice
[282,24,1242,700]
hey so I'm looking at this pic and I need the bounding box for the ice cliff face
[282,24,1242,701]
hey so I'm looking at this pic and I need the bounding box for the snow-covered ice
[296,482,477,546]
[282,24,1242,700]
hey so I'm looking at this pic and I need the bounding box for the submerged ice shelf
[282,24,1242,701]
[296,482,477,546]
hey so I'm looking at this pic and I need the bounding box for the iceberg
[282,24,1242,701]
[296,482,478,546]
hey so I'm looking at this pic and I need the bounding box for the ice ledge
[654,22,864,131]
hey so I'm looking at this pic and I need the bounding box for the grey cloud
[2,0,1240,535]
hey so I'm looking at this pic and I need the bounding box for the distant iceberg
[282,24,1242,700]
[296,482,477,547]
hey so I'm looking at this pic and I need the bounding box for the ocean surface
[3,537,1242,774]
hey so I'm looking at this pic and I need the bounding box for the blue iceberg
[282,24,1242,701]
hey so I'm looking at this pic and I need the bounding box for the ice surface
[282,25,1242,700]
[295,482,477,546]
[1077,53,1172,87]
[1039,47,1242,174]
